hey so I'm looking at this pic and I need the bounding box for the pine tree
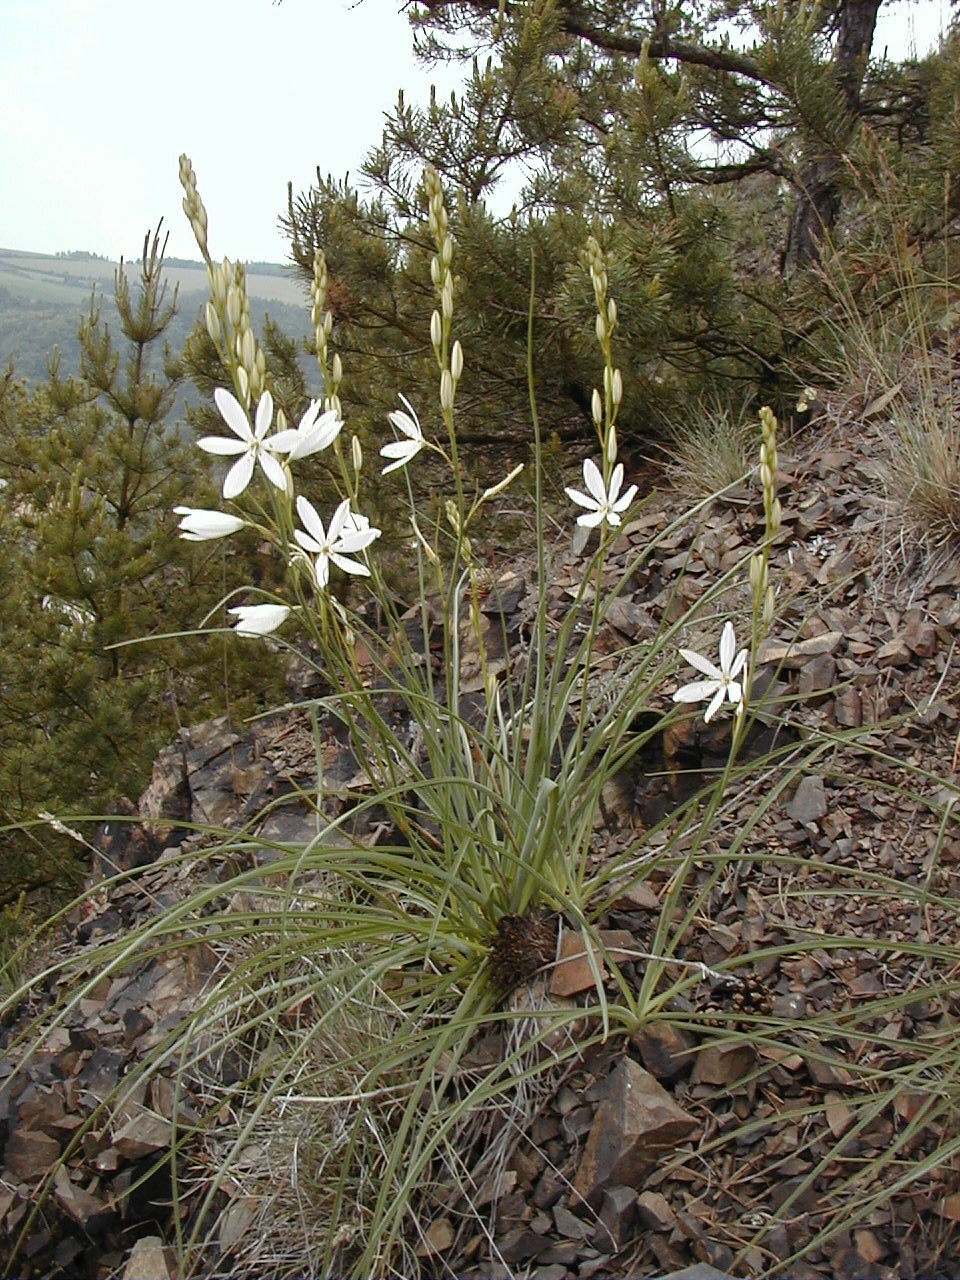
[280,1,953,452]
[0,229,280,907]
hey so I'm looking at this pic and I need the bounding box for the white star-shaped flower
[380,394,424,474]
[294,496,381,589]
[228,603,291,637]
[173,506,245,541]
[270,400,343,460]
[199,389,286,499]
[672,621,748,722]
[565,458,637,529]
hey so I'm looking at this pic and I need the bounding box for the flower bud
[592,387,602,426]
[605,424,618,466]
[763,584,776,629]
[445,499,461,533]
[441,235,454,267]
[237,365,249,404]
[323,312,334,338]
[749,553,766,597]
[352,434,363,473]
[205,301,221,344]
[226,285,242,329]
[612,368,623,406]
[440,368,454,411]
[431,256,442,286]
[240,328,256,374]
[442,278,454,320]
[595,314,605,343]
[451,340,463,381]
[480,463,524,501]
[430,310,442,349]
[607,298,617,329]
[207,264,224,307]
[332,353,343,386]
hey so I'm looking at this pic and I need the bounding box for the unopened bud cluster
[228,264,266,404]
[179,154,209,261]
[750,406,781,630]
[584,236,624,458]
[311,249,342,417]
[424,168,461,415]
[758,406,781,539]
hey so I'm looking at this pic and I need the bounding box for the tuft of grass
[814,143,960,550]
[661,400,756,504]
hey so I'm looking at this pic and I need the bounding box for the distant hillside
[0,248,312,385]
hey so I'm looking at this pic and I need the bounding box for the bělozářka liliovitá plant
[6,158,795,1280]
[174,152,783,997]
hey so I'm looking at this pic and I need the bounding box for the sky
[0,0,951,266]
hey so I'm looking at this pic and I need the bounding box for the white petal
[175,508,244,540]
[565,486,595,511]
[229,603,290,637]
[608,462,624,503]
[223,452,255,499]
[380,439,421,473]
[254,391,274,439]
[719,621,737,674]
[294,529,323,556]
[673,678,720,704]
[326,499,352,544]
[330,552,371,577]
[297,398,325,432]
[729,648,748,681]
[726,680,743,706]
[259,449,288,491]
[582,458,607,505]
[679,648,722,680]
[576,509,605,528]
[386,410,420,441]
[198,436,247,456]
[613,483,638,513]
[704,685,726,722]
[214,388,253,441]
[296,495,326,546]
[313,553,331,589]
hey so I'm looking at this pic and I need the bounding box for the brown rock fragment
[876,636,912,667]
[787,775,827,823]
[113,1108,170,1159]
[690,1042,756,1086]
[4,1129,61,1178]
[573,1057,698,1207]
[52,1167,114,1234]
[631,1022,696,1081]
[122,1235,175,1280]
[636,1188,676,1232]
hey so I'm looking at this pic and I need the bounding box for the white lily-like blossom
[380,394,424,474]
[294,495,381,589]
[173,506,245,541]
[672,621,748,722]
[565,458,638,529]
[228,603,291,637]
[199,389,287,499]
[270,399,343,461]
